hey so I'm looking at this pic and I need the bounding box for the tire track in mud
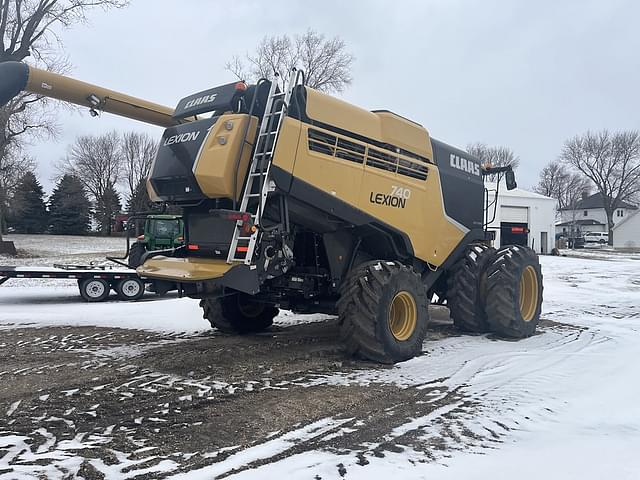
[0,315,618,478]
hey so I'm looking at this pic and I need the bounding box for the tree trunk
[605,209,615,246]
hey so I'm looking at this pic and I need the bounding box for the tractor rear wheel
[200,294,278,334]
[128,242,146,269]
[447,243,495,333]
[485,245,543,338]
[338,261,429,364]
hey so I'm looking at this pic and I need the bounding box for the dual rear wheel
[78,277,145,302]
[447,244,543,338]
[338,245,543,364]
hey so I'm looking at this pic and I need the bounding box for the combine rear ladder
[227,70,298,265]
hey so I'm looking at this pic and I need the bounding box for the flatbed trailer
[0,264,166,302]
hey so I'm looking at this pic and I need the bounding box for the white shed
[485,182,557,254]
[612,210,640,249]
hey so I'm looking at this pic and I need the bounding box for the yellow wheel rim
[519,265,539,322]
[388,291,418,341]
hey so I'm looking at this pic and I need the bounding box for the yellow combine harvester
[0,62,543,363]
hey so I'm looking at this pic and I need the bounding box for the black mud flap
[220,264,260,295]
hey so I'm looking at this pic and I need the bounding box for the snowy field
[0,237,639,479]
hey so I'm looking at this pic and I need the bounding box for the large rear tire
[128,242,146,269]
[485,245,543,338]
[338,261,429,364]
[447,243,495,333]
[200,294,278,334]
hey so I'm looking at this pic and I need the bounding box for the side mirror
[505,169,517,190]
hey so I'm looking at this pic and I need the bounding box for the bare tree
[560,129,640,245]
[58,131,123,235]
[0,0,128,241]
[121,131,157,212]
[466,142,520,181]
[226,29,354,93]
[535,159,591,210]
[536,160,591,245]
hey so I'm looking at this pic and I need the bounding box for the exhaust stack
[0,61,182,128]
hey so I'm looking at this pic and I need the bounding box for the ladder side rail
[228,70,301,264]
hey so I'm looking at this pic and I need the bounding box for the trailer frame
[0,263,170,302]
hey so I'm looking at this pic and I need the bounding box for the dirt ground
[0,306,564,479]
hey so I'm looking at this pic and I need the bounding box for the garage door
[501,206,528,223]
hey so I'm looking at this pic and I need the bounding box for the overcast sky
[29,0,640,193]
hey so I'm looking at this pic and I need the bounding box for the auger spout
[0,61,183,128]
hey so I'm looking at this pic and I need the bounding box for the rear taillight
[137,235,145,241]
[225,212,251,223]
[187,244,200,251]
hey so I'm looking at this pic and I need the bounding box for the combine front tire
[200,294,278,334]
[338,261,429,364]
[447,243,495,333]
[485,245,543,338]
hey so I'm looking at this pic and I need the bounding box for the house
[556,193,637,238]
[486,182,556,254]
[612,210,640,249]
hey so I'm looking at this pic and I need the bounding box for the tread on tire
[485,245,543,338]
[447,243,495,333]
[200,293,278,334]
[338,260,429,364]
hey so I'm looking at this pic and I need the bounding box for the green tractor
[128,215,184,269]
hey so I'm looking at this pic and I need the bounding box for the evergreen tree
[9,172,48,234]
[49,175,92,235]
[94,181,122,236]
[126,178,151,215]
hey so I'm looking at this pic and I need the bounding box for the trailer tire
[79,278,110,302]
[447,243,495,333]
[485,245,543,338]
[128,242,146,269]
[116,277,145,301]
[338,261,429,364]
[200,294,278,334]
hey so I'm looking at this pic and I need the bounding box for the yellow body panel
[137,256,234,281]
[287,123,466,266]
[304,88,432,159]
[193,114,258,201]
[271,117,302,174]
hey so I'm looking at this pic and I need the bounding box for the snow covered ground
[0,237,639,479]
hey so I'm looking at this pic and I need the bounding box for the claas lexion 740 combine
[0,61,543,363]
